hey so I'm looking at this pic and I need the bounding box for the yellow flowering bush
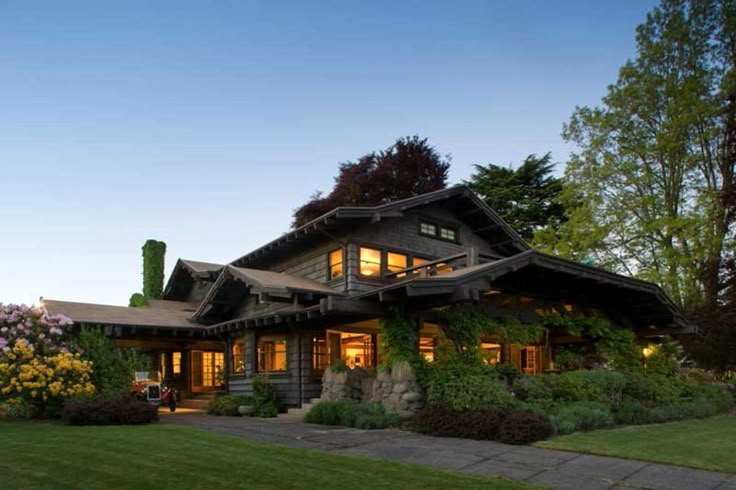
[0,304,95,417]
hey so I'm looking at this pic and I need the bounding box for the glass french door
[191,351,225,390]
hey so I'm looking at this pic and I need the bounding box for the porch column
[244,330,256,377]
[224,336,232,394]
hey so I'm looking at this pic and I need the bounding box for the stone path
[161,411,736,490]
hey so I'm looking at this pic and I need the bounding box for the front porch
[113,338,227,400]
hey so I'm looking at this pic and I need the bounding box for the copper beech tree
[292,135,450,227]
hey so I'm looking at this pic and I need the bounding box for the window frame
[358,246,383,278]
[386,251,409,277]
[417,218,460,244]
[327,248,344,280]
[231,337,246,375]
[352,241,440,279]
[172,351,182,375]
[256,335,288,373]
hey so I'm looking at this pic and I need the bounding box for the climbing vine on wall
[142,239,166,300]
[436,307,546,355]
[379,306,418,364]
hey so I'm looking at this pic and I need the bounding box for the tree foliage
[292,136,450,227]
[466,153,566,240]
[535,0,736,311]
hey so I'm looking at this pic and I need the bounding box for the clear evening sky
[0,1,657,306]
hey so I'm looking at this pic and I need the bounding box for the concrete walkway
[161,411,736,490]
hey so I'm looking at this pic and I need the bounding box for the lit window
[435,262,452,275]
[328,249,344,279]
[257,336,287,372]
[440,226,457,241]
[387,252,408,277]
[419,222,437,236]
[521,346,538,374]
[359,247,382,277]
[312,336,329,374]
[172,352,182,375]
[412,256,430,275]
[481,343,501,365]
[159,353,166,381]
[231,338,245,374]
[420,337,436,362]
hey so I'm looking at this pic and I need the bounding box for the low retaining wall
[320,361,423,417]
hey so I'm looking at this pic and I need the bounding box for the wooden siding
[186,279,214,304]
[346,205,497,293]
[228,329,322,407]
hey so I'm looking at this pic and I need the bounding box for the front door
[191,351,224,391]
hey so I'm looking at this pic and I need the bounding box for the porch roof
[355,250,691,331]
[42,299,209,334]
[192,265,345,323]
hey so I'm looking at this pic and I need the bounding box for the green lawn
[0,421,532,490]
[536,415,736,473]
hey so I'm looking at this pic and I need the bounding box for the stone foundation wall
[320,361,423,417]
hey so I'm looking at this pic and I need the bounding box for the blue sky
[0,0,657,306]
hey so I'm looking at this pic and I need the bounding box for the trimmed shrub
[647,399,718,423]
[304,400,400,429]
[412,407,508,440]
[488,363,524,385]
[207,395,254,416]
[496,410,553,445]
[421,360,516,411]
[252,375,279,417]
[613,400,650,425]
[680,382,734,413]
[559,370,628,407]
[62,397,159,425]
[549,401,614,435]
[623,372,682,405]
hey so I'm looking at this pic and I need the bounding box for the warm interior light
[361,269,374,276]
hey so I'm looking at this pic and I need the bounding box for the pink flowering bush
[0,304,95,417]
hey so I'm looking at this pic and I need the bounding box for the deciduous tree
[292,136,450,227]
[536,0,736,311]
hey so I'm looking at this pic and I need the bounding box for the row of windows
[328,247,431,279]
[233,335,538,376]
[231,336,288,374]
[419,220,458,242]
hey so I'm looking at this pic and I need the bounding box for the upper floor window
[328,248,344,279]
[419,222,437,236]
[412,256,430,275]
[359,247,382,277]
[419,220,459,243]
[440,226,457,241]
[387,252,408,276]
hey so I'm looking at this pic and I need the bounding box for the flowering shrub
[0,304,95,417]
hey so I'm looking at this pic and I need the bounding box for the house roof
[162,258,224,301]
[356,250,690,330]
[191,265,344,323]
[227,266,340,296]
[42,299,205,330]
[230,185,530,268]
[180,259,224,274]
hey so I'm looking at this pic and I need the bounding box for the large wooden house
[44,186,689,407]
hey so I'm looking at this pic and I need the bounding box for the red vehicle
[132,371,177,412]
